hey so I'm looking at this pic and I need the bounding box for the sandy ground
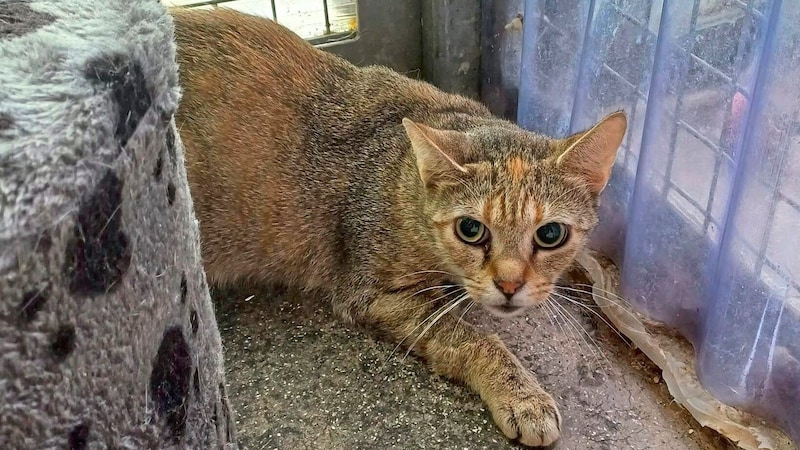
[214,266,736,450]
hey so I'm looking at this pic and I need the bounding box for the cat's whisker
[549,291,633,346]
[398,284,462,304]
[390,286,466,313]
[449,299,475,343]
[569,283,633,307]
[553,288,604,309]
[550,292,617,356]
[381,285,462,316]
[551,298,611,374]
[399,269,478,284]
[385,290,466,363]
[546,302,604,373]
[560,283,628,304]
[540,301,557,330]
[556,285,642,324]
[552,292,630,368]
[559,287,634,317]
[403,293,469,360]
[541,301,573,349]
[400,269,458,278]
[546,298,600,360]
[570,285,639,319]
[549,298,612,379]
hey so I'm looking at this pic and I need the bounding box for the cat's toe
[489,390,561,447]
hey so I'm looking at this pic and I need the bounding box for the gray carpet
[0,1,235,448]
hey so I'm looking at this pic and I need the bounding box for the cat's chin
[484,304,528,318]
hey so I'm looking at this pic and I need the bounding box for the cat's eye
[534,222,568,249]
[455,216,489,245]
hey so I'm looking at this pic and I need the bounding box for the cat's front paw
[485,384,561,447]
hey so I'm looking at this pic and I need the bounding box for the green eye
[455,216,489,245]
[534,222,568,249]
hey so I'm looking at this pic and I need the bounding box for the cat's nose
[493,279,524,299]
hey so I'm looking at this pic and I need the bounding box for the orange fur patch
[506,157,528,182]
[482,197,494,226]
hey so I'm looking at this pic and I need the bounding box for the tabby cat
[171,8,626,447]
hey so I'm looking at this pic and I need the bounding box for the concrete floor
[214,267,735,450]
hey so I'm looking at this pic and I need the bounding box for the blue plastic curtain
[517,0,799,441]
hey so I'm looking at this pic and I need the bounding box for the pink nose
[494,279,523,298]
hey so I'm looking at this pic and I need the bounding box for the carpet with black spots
[0,0,236,448]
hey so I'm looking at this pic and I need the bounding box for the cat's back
[171,8,466,162]
[171,7,337,86]
[169,8,489,288]
[171,8,358,286]
[171,7,348,148]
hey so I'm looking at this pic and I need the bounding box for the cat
[171,8,626,447]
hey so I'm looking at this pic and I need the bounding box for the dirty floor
[214,268,735,450]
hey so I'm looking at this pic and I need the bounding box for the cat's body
[172,8,626,447]
[173,8,489,294]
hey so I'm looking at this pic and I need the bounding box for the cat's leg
[360,291,561,447]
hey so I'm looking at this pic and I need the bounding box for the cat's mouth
[484,304,526,317]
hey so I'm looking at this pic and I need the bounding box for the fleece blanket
[0,0,236,447]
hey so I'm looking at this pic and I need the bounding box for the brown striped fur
[171,8,626,447]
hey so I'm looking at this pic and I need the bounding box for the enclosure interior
[165,0,800,445]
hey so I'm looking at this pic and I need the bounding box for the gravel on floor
[214,267,735,450]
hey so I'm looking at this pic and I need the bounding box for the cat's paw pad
[487,389,561,447]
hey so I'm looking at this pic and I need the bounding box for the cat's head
[403,112,626,317]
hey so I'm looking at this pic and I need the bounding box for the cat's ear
[402,118,469,188]
[556,111,627,194]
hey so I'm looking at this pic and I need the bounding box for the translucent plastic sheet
[578,251,795,450]
[518,0,800,444]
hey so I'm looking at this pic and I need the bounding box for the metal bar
[601,63,649,100]
[733,0,766,19]
[623,98,638,171]
[567,0,599,134]
[702,0,756,232]
[761,258,800,292]
[701,153,726,232]
[662,0,703,197]
[754,122,791,276]
[667,184,714,222]
[744,6,790,279]
[644,0,656,24]
[778,190,800,212]
[688,53,733,84]
[307,30,356,46]
[271,0,277,21]
[620,0,655,174]
[322,0,331,35]
[677,119,720,155]
[611,4,646,28]
[539,12,568,38]
[421,0,481,99]
[176,0,238,8]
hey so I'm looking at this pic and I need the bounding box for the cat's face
[429,157,599,317]
[403,112,626,317]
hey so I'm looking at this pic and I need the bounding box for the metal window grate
[523,0,800,436]
[534,0,797,300]
[601,1,659,175]
[163,0,357,44]
[592,0,799,296]
[659,0,800,297]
